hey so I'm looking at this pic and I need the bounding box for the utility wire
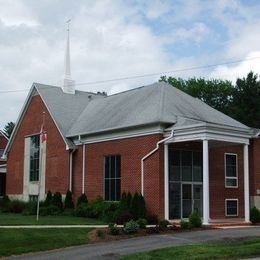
[0,56,260,94]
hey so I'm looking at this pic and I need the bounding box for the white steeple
[62,19,75,94]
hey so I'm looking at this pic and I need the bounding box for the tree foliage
[160,71,260,128]
[3,122,15,138]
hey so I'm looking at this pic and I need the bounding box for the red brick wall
[209,145,244,219]
[6,94,70,196]
[250,138,260,196]
[0,134,8,149]
[73,134,164,218]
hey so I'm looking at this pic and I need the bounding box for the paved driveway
[11,227,260,260]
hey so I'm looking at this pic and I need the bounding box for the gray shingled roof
[66,82,248,137]
[29,82,250,146]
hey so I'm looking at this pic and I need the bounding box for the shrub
[64,190,74,209]
[62,208,74,216]
[101,202,119,223]
[77,193,88,207]
[136,218,147,229]
[22,201,37,215]
[44,190,52,206]
[40,205,62,216]
[138,193,146,218]
[250,206,260,224]
[0,195,10,212]
[96,229,105,238]
[124,220,139,234]
[180,219,190,229]
[109,223,120,235]
[147,225,160,234]
[8,200,26,213]
[189,210,202,228]
[74,203,89,217]
[116,212,134,225]
[119,192,128,212]
[146,215,159,224]
[52,192,63,210]
[159,219,170,228]
[130,192,139,219]
[126,192,132,208]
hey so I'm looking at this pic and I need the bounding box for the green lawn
[0,228,91,257]
[0,213,105,225]
[121,238,260,260]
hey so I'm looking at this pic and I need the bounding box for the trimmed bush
[126,192,132,208]
[44,190,52,206]
[130,192,139,219]
[8,200,26,213]
[22,201,37,215]
[74,203,89,217]
[159,219,170,228]
[40,205,62,216]
[116,212,134,225]
[180,219,190,229]
[146,215,159,224]
[77,193,88,206]
[250,206,260,224]
[124,220,139,234]
[52,192,63,210]
[0,195,10,212]
[137,218,147,229]
[189,210,202,228]
[109,223,120,235]
[64,190,74,209]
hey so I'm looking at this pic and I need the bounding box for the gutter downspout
[141,129,174,196]
[82,143,86,194]
[69,148,76,191]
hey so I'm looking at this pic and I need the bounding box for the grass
[0,228,91,257]
[0,213,105,225]
[121,238,260,260]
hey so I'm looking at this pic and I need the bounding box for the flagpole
[36,112,46,221]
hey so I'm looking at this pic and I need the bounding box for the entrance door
[182,184,192,218]
[182,183,203,218]
[193,184,203,217]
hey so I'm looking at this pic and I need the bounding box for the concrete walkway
[8,226,260,260]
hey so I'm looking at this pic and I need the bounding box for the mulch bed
[88,225,214,244]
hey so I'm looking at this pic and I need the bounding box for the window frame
[103,155,121,201]
[225,198,239,217]
[225,153,238,188]
[29,134,40,182]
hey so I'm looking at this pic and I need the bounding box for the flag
[40,125,47,143]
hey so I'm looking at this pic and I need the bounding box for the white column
[164,144,169,220]
[203,139,210,225]
[82,144,86,194]
[243,144,250,222]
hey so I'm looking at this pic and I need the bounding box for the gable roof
[67,82,248,137]
[5,81,251,154]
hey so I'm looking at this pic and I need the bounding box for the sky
[0,0,260,129]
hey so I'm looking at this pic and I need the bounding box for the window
[226,199,238,216]
[0,149,4,158]
[104,155,121,201]
[29,195,38,202]
[29,135,40,182]
[225,154,238,187]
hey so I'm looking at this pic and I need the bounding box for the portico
[164,118,251,224]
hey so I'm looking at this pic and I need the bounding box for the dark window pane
[116,156,121,178]
[169,183,181,219]
[110,179,115,201]
[105,180,110,200]
[29,135,40,182]
[182,151,192,166]
[226,154,236,166]
[226,200,238,215]
[110,156,115,178]
[226,178,237,187]
[105,157,110,178]
[226,166,236,177]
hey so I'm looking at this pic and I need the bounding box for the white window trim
[224,153,238,188]
[225,198,239,217]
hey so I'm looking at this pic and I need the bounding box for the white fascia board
[165,124,250,145]
[73,125,164,145]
